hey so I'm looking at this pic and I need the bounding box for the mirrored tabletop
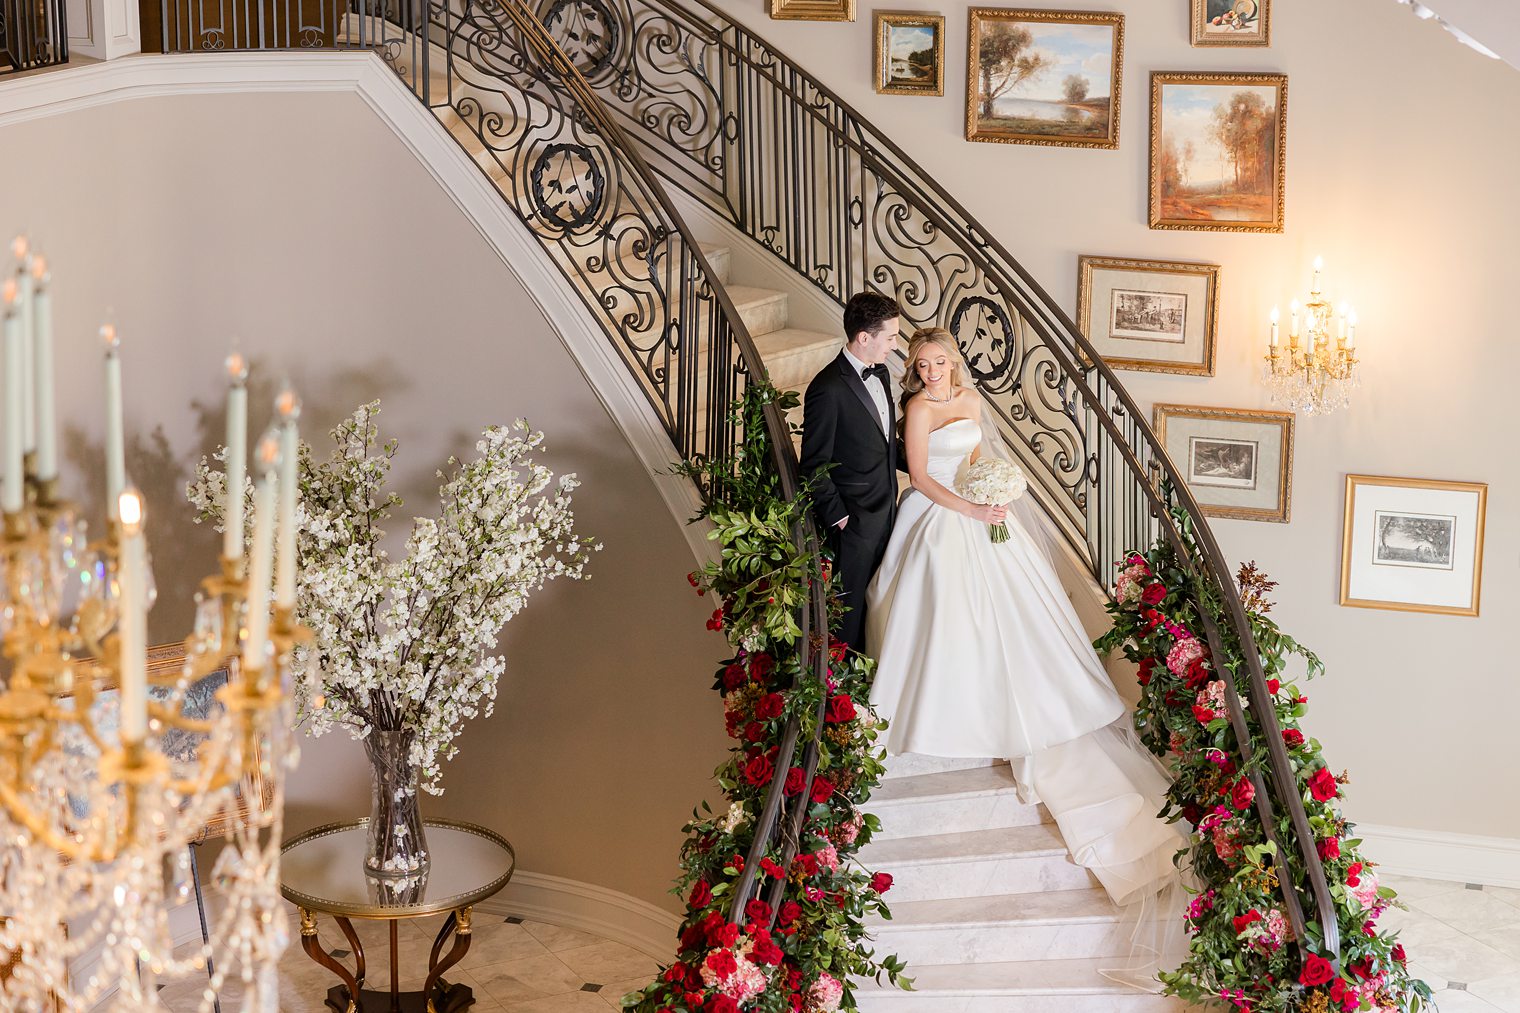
[280,819,515,918]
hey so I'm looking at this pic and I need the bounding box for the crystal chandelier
[0,235,304,1012]
[1264,256,1361,416]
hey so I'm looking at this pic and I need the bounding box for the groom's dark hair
[843,291,901,344]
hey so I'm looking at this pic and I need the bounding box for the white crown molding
[476,870,681,962]
[1356,823,1520,889]
[0,52,716,567]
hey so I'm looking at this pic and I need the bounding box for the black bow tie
[862,364,889,383]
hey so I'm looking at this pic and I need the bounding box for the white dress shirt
[842,346,890,437]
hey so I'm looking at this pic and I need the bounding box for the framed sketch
[966,8,1124,149]
[874,11,945,96]
[1077,256,1219,374]
[1149,71,1287,232]
[770,0,855,21]
[1153,404,1293,522]
[1340,475,1487,616]
[1191,0,1271,47]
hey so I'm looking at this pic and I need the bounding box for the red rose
[689,881,713,909]
[809,775,835,804]
[706,609,725,631]
[1182,803,1202,825]
[721,664,746,691]
[794,853,819,877]
[833,892,847,909]
[711,922,741,948]
[750,653,775,681]
[825,694,857,723]
[705,949,738,977]
[743,721,766,743]
[1350,957,1374,980]
[1193,705,1216,724]
[1346,862,1363,887]
[1283,728,1305,749]
[662,963,689,985]
[1232,909,1262,935]
[687,570,701,588]
[759,858,785,879]
[1164,689,1180,707]
[683,992,704,1009]
[1185,658,1209,690]
[778,901,802,925]
[1140,583,1167,606]
[1329,978,1354,1007]
[742,754,774,787]
[745,899,772,924]
[1318,836,1341,860]
[870,872,893,894]
[1231,776,1256,811]
[1266,678,1280,695]
[707,997,739,1013]
[1143,608,1163,630]
[1308,767,1339,802]
[727,855,744,874]
[1392,943,1407,964]
[784,766,807,796]
[787,996,803,1013]
[1137,659,1153,686]
[754,693,785,720]
[1299,953,1335,987]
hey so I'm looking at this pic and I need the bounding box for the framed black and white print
[1341,475,1487,616]
[1154,404,1293,522]
[1077,256,1219,374]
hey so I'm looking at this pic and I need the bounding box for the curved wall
[0,74,727,918]
[707,0,1520,849]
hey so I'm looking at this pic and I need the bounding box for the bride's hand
[965,502,1008,524]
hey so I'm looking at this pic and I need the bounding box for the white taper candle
[224,353,249,560]
[31,257,56,482]
[274,387,300,611]
[103,325,125,522]
[2,281,22,515]
[118,488,149,743]
[243,434,279,676]
[11,238,34,456]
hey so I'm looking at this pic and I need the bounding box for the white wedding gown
[865,418,1185,915]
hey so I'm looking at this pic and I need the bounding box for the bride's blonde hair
[898,328,966,420]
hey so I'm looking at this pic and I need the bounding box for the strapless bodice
[925,418,981,487]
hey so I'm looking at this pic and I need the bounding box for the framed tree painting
[1340,475,1487,616]
[770,0,855,21]
[1153,404,1294,522]
[1149,71,1287,232]
[1191,0,1271,47]
[1076,255,1219,375]
[874,11,946,96]
[967,8,1124,149]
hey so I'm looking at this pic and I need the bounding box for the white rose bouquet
[956,458,1027,543]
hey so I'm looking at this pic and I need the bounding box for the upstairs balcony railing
[0,0,67,75]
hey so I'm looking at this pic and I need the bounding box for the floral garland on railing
[1095,510,1433,1013]
[623,384,912,1013]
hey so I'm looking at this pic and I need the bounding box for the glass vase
[363,730,430,879]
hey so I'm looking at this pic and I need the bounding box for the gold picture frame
[966,8,1124,149]
[1340,475,1488,617]
[873,11,945,96]
[1076,255,1219,375]
[770,0,855,22]
[1149,71,1287,232]
[1153,404,1293,523]
[1191,0,1271,47]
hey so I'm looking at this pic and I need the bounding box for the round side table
[280,819,515,1013]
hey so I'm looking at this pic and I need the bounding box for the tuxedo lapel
[836,354,889,447]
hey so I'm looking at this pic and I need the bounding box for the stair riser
[736,293,789,338]
[762,342,838,389]
[855,992,1189,1013]
[704,246,732,286]
[867,853,1095,903]
[883,755,1000,780]
[869,919,1132,965]
[871,792,1047,841]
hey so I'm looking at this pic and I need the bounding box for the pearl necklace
[924,388,952,404]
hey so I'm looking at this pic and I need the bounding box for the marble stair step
[883,754,1001,780]
[854,957,1192,1012]
[860,824,1093,902]
[751,326,840,387]
[870,764,1048,840]
[723,285,789,338]
[867,888,1129,965]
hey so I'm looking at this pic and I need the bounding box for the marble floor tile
[1383,874,1471,902]
[522,919,619,953]
[1390,915,1520,987]
[551,941,661,984]
[1428,990,1506,1013]
[467,951,590,1004]
[1481,923,1520,963]
[501,991,622,1013]
[1413,890,1520,935]
[455,919,558,972]
[1407,960,1450,991]
[1470,970,1520,1013]
[1489,888,1520,911]
[597,974,655,1008]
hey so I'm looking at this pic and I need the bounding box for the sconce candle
[274,387,300,611]
[2,281,23,515]
[30,257,56,483]
[118,488,149,743]
[243,434,279,676]
[103,326,125,521]
[224,354,249,560]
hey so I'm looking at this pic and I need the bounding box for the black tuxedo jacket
[799,353,899,543]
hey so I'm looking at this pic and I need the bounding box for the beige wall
[707,0,1520,838]
[0,90,728,908]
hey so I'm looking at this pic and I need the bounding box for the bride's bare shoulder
[955,386,985,409]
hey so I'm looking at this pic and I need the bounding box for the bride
[865,328,1185,943]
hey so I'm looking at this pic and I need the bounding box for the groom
[800,291,902,652]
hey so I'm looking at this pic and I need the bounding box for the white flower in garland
[189,401,598,792]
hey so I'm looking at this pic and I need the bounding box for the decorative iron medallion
[541,0,620,77]
[529,143,606,231]
[949,296,1015,383]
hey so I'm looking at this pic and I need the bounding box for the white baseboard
[1357,823,1520,888]
[475,871,681,963]
[78,899,208,1010]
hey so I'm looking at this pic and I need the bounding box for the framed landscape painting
[770,0,855,21]
[874,11,945,96]
[967,8,1124,149]
[1340,475,1487,617]
[1191,0,1271,47]
[1076,255,1219,375]
[1149,71,1287,232]
[1153,404,1293,522]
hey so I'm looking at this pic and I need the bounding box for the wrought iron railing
[0,0,66,75]
[525,0,1341,961]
